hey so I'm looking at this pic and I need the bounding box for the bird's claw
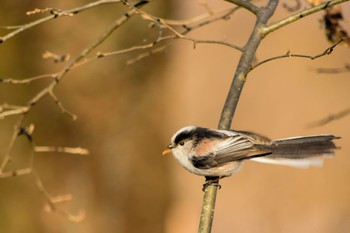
[202,177,221,191]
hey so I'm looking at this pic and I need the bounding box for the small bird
[163,126,340,178]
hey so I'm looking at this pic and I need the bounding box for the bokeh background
[0,1,350,233]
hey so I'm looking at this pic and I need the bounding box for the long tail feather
[252,135,340,168]
[269,135,340,159]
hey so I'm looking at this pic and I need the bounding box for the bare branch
[262,0,350,36]
[49,91,77,120]
[126,43,172,65]
[1,0,348,229]
[0,167,32,178]
[0,0,122,43]
[0,106,30,119]
[34,146,90,155]
[26,0,149,109]
[307,107,350,128]
[123,1,185,39]
[0,115,25,173]
[251,38,345,70]
[164,6,239,26]
[0,122,88,221]
[69,5,243,66]
[124,5,243,64]
[0,0,148,177]
[0,73,56,84]
[32,170,86,222]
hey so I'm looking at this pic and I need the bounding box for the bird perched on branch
[162,126,340,178]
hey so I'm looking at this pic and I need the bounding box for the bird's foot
[202,177,221,191]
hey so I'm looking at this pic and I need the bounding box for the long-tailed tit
[162,126,340,178]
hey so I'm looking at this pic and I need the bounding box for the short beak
[162,144,174,156]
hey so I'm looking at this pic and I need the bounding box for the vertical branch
[198,1,279,233]
[218,0,279,129]
[198,179,219,233]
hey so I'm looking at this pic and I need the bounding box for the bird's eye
[179,141,185,146]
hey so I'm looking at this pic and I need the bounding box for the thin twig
[27,0,149,108]
[0,123,34,177]
[34,146,90,155]
[0,167,32,178]
[65,4,243,66]
[126,43,172,65]
[0,0,121,43]
[306,107,350,128]
[162,6,239,26]
[0,115,25,173]
[0,106,30,119]
[124,5,242,64]
[32,169,86,222]
[262,0,350,36]
[123,1,185,38]
[49,91,77,120]
[77,35,242,67]
[0,73,55,84]
[1,123,87,222]
[251,38,344,70]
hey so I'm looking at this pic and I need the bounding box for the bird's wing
[191,133,272,169]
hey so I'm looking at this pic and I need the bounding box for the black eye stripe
[174,131,193,145]
[174,127,225,146]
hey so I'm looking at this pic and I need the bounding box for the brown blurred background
[0,1,350,233]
